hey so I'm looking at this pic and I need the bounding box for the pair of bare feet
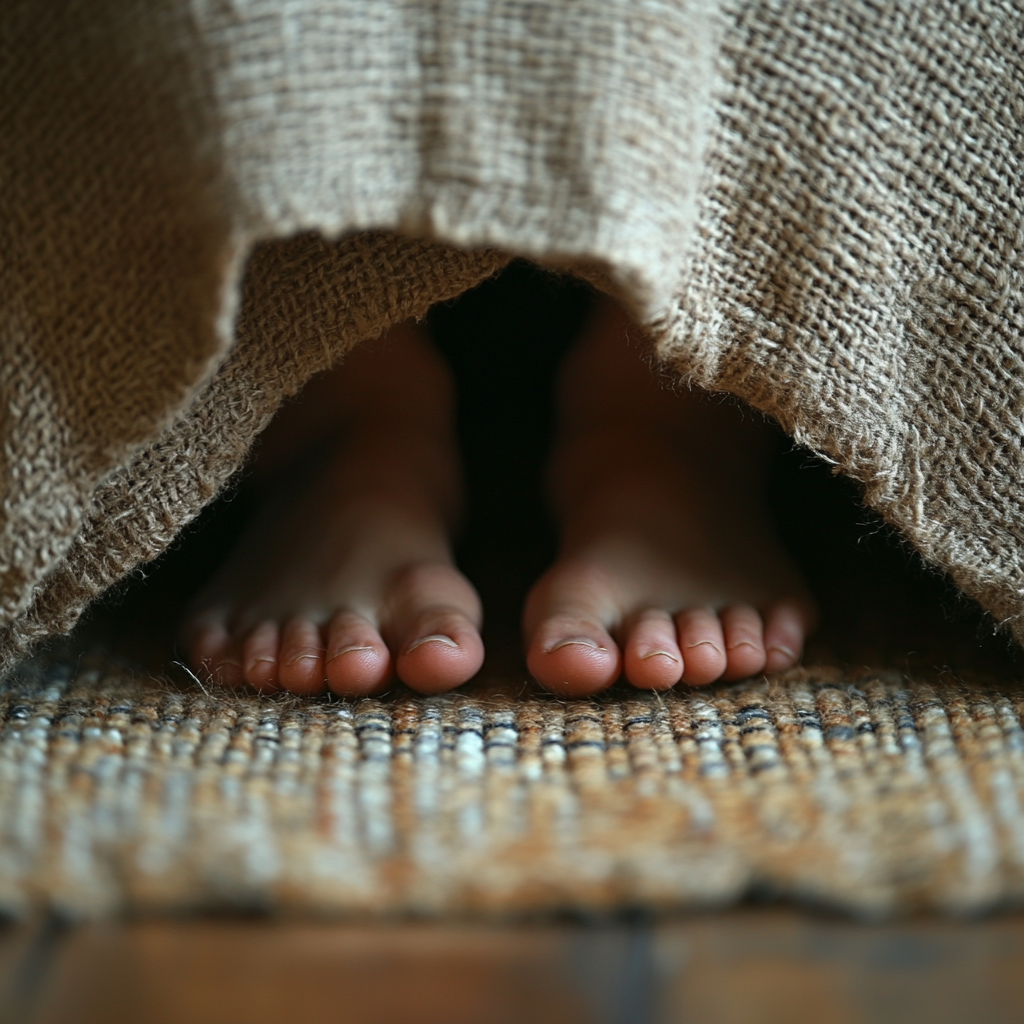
[184,296,816,698]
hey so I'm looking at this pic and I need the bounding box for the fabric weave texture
[2,0,1023,667]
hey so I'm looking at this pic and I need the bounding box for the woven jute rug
[2,656,1023,920]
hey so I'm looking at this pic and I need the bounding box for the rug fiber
[2,658,1023,919]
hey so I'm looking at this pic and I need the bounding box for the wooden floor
[2,909,1022,1024]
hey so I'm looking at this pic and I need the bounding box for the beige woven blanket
[2,0,1023,670]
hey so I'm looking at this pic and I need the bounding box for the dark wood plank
[658,911,1024,1024]
[28,910,1024,1024]
[32,920,591,1024]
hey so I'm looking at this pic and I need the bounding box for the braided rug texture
[2,660,1023,919]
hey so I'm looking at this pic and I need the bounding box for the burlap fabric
[1,657,1022,918]
[2,0,1023,668]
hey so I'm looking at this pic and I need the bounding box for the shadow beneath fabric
[73,260,1022,683]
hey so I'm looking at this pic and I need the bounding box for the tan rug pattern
[1,659,1023,919]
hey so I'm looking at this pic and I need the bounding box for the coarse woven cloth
[1,658,1023,919]
[2,0,1023,667]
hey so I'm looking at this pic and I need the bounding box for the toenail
[327,644,376,662]
[686,641,722,653]
[640,650,680,662]
[286,653,322,665]
[768,644,796,659]
[726,641,758,652]
[406,634,459,652]
[545,637,607,653]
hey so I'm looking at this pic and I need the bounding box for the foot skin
[523,297,817,697]
[183,322,484,697]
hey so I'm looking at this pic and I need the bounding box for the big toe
[396,609,484,693]
[526,613,620,696]
[385,564,484,694]
[524,564,622,696]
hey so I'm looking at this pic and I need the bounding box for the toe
[719,605,767,681]
[242,621,281,691]
[523,562,621,696]
[385,563,484,694]
[190,622,245,688]
[622,609,682,689]
[278,616,328,695]
[526,613,620,696]
[675,607,728,685]
[763,601,810,672]
[188,621,227,679]
[325,611,391,696]
[395,608,484,693]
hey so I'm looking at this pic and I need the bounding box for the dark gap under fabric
[73,261,1020,680]
[428,260,594,665]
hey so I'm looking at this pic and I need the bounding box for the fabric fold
[2,0,1023,672]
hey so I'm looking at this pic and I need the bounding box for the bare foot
[182,322,484,696]
[523,297,817,696]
